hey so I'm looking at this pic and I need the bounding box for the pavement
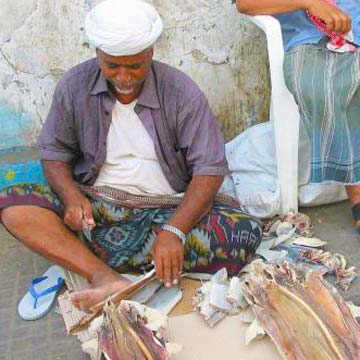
[0,150,359,359]
[0,150,88,360]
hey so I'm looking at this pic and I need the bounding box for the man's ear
[148,47,154,59]
[95,48,103,64]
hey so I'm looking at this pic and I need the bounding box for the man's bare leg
[1,205,131,310]
[345,185,360,230]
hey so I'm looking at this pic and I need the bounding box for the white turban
[86,0,163,56]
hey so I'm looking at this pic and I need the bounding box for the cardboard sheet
[168,313,281,360]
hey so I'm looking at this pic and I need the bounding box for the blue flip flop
[18,265,65,321]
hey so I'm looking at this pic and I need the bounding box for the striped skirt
[283,43,360,184]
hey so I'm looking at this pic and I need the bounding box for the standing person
[235,0,360,229]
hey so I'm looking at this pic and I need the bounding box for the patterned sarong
[0,162,262,275]
[284,43,360,184]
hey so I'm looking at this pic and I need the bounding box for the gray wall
[0,0,270,150]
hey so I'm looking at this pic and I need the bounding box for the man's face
[97,48,153,96]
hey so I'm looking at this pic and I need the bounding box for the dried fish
[226,276,247,309]
[291,236,327,248]
[267,220,283,235]
[242,261,360,360]
[145,286,182,315]
[182,272,213,281]
[257,226,297,252]
[238,307,256,324]
[255,248,288,262]
[281,212,313,236]
[346,302,360,320]
[193,268,245,326]
[209,282,233,313]
[263,212,313,237]
[336,267,358,291]
[245,318,266,345]
[59,270,183,360]
[193,281,226,327]
[299,249,358,290]
[131,280,163,304]
[99,301,170,360]
[275,222,294,236]
[78,300,180,359]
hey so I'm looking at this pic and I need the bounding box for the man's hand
[151,231,184,287]
[42,161,95,232]
[306,0,351,34]
[64,193,95,231]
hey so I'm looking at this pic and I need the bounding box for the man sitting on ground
[0,0,262,311]
[235,0,360,229]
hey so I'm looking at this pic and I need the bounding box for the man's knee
[1,205,59,232]
[1,206,26,230]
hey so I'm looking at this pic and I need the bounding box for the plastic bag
[221,122,280,218]
[220,121,346,218]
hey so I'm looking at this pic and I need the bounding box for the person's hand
[305,0,352,34]
[63,193,95,231]
[151,231,184,287]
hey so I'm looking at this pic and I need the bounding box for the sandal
[18,265,65,321]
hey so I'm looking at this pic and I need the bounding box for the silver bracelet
[160,224,187,244]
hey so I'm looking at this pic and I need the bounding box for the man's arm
[236,0,351,34]
[167,175,223,233]
[151,86,229,286]
[42,161,94,231]
[151,175,223,287]
[236,0,308,15]
[39,77,94,231]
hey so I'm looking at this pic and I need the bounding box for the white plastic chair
[248,15,300,214]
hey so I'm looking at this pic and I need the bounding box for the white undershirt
[95,99,177,196]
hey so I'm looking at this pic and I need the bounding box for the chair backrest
[248,15,300,214]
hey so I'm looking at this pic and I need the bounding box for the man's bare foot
[345,185,360,232]
[71,271,131,311]
[354,218,360,231]
[356,222,360,231]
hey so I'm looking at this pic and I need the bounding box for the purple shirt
[38,58,229,192]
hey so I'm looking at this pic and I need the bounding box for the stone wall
[0,0,270,150]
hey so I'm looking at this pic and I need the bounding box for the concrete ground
[0,150,359,358]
